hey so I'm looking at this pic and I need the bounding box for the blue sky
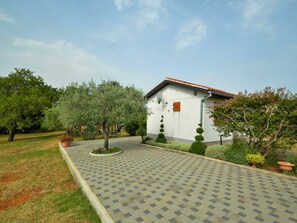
[0,0,296,93]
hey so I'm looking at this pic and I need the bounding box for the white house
[146,77,235,144]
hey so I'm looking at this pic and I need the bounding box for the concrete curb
[143,143,297,181]
[89,150,122,157]
[59,143,115,223]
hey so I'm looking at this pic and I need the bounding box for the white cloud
[114,0,166,29]
[0,8,14,23]
[176,18,207,50]
[239,0,278,35]
[114,0,134,11]
[11,38,114,87]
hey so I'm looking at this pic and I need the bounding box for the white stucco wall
[147,84,227,143]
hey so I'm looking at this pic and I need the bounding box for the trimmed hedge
[205,144,229,160]
[146,140,190,152]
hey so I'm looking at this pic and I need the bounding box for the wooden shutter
[173,102,181,112]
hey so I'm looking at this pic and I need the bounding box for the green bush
[232,135,248,150]
[136,126,147,143]
[246,154,265,166]
[189,142,207,155]
[196,128,203,134]
[125,120,139,136]
[155,115,167,143]
[205,145,228,160]
[190,123,207,155]
[264,152,279,167]
[157,133,165,138]
[225,146,250,166]
[195,135,204,141]
[156,137,167,143]
[144,136,153,141]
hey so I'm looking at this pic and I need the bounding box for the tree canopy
[211,87,297,157]
[55,80,147,149]
[0,68,59,141]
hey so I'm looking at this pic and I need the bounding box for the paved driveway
[65,137,297,223]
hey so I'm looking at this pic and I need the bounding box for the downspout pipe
[200,91,212,126]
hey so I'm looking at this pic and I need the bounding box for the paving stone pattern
[65,137,297,223]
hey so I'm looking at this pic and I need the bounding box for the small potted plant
[59,135,73,147]
[246,154,265,168]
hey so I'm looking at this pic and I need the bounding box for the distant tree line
[0,68,147,147]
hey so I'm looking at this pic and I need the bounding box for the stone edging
[59,143,115,223]
[143,143,297,181]
[89,150,122,157]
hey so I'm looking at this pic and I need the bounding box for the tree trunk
[102,122,109,151]
[8,127,16,142]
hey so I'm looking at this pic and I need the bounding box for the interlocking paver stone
[65,137,297,223]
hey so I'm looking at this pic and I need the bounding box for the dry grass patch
[0,131,100,222]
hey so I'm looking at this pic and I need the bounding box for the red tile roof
[165,77,236,97]
[146,77,236,99]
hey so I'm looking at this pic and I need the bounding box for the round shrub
[160,124,164,128]
[189,142,207,155]
[195,135,204,141]
[196,127,204,134]
[156,137,167,143]
[158,133,165,138]
[246,154,265,166]
[205,145,228,160]
[190,123,207,155]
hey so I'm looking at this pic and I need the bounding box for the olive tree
[211,87,297,157]
[58,82,97,131]
[55,80,147,150]
[93,81,147,150]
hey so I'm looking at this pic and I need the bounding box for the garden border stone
[59,143,115,223]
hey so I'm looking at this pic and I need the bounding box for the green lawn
[0,131,100,223]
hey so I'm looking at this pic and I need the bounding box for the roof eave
[146,79,234,99]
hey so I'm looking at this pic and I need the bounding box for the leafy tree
[58,81,97,130]
[93,81,147,150]
[0,68,59,141]
[56,80,147,150]
[211,87,297,157]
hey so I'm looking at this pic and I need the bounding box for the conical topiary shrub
[189,123,207,155]
[155,115,167,143]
